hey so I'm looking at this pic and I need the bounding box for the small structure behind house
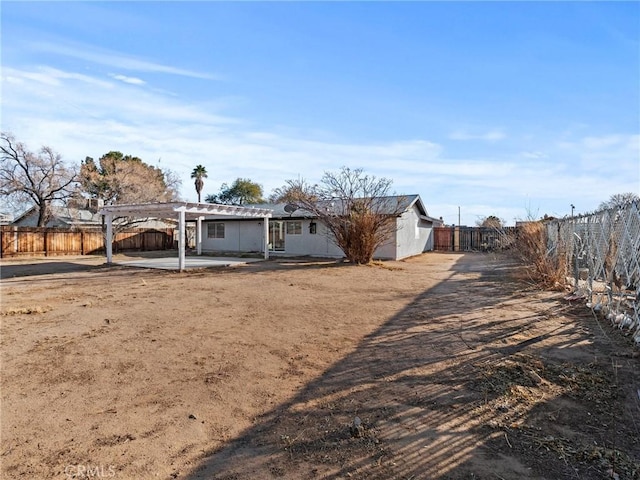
[0,212,14,226]
[11,198,176,230]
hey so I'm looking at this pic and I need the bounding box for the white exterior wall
[374,206,434,260]
[273,219,343,258]
[199,209,433,260]
[200,219,343,257]
[395,206,434,259]
[404,208,433,258]
[201,221,265,253]
[373,232,397,260]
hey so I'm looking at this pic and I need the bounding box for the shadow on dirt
[0,261,107,279]
[0,255,359,283]
[181,253,638,479]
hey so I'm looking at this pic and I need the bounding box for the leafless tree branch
[278,167,405,264]
[1,132,78,226]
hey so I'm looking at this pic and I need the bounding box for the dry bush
[509,222,568,290]
[1,305,52,315]
[275,167,404,265]
[333,208,395,265]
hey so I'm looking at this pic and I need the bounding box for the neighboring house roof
[11,205,103,228]
[11,205,178,228]
[0,212,14,225]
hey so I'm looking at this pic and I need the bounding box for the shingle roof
[11,206,103,227]
[253,194,428,219]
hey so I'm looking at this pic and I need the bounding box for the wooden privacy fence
[0,226,175,258]
[434,226,516,252]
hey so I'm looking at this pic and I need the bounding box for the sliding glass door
[269,220,285,251]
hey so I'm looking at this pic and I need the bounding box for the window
[207,222,225,239]
[286,221,302,235]
[309,221,317,234]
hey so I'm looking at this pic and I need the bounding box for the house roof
[252,194,439,221]
[12,205,103,227]
[0,212,14,224]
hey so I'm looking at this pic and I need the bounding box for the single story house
[200,194,443,261]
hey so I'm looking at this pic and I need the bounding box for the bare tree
[277,167,405,264]
[598,192,639,211]
[0,132,77,226]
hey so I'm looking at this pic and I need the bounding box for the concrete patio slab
[115,256,264,270]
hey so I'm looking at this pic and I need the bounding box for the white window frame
[286,221,302,235]
[207,222,225,239]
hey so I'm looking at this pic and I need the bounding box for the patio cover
[99,202,273,271]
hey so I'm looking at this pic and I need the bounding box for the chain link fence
[545,202,640,346]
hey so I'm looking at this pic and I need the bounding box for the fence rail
[0,226,175,258]
[545,202,640,346]
[434,226,515,252]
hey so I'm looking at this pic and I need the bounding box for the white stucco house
[200,194,443,261]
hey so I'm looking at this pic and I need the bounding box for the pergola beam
[105,212,113,264]
[196,216,204,256]
[178,209,186,271]
[263,216,269,260]
[100,202,273,271]
[100,202,272,219]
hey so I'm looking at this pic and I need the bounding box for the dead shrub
[508,222,568,290]
[1,305,52,315]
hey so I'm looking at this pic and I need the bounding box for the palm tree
[191,165,208,203]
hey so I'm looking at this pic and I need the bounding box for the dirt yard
[1,252,638,480]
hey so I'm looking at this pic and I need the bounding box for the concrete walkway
[115,256,264,270]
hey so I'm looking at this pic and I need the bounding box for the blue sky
[2,1,638,226]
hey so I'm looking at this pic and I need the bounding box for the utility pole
[458,206,461,227]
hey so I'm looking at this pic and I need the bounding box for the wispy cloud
[556,134,639,176]
[581,134,631,150]
[2,66,235,125]
[3,66,113,88]
[520,150,548,159]
[109,73,146,85]
[449,129,506,142]
[29,41,221,80]
[2,63,637,225]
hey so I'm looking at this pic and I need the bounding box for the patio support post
[263,216,269,260]
[178,209,186,271]
[196,216,204,255]
[105,212,113,264]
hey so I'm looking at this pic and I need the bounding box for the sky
[2,1,639,226]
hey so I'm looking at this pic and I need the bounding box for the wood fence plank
[0,226,175,257]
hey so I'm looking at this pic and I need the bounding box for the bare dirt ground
[1,252,638,480]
